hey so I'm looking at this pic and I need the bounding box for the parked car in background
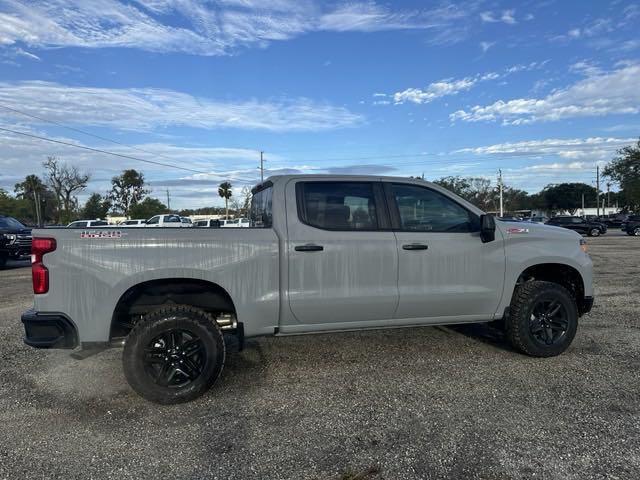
[546,216,607,237]
[22,175,594,404]
[194,218,222,228]
[600,214,628,229]
[623,215,640,236]
[66,219,109,228]
[145,214,190,227]
[0,215,32,267]
[119,219,147,227]
[221,217,250,228]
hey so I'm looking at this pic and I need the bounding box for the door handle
[402,243,429,251]
[295,244,324,252]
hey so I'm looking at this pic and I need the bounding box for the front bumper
[578,296,594,316]
[21,309,78,349]
[3,244,31,258]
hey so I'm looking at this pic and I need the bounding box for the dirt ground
[0,232,639,479]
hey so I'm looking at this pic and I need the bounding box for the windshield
[0,216,26,229]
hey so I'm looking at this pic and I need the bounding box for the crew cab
[0,215,32,267]
[545,216,607,237]
[21,175,594,404]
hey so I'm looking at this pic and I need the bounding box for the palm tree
[218,181,233,219]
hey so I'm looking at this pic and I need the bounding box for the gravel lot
[1,233,639,480]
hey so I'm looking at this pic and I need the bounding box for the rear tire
[634,227,640,236]
[0,253,7,269]
[506,281,578,357]
[123,305,225,404]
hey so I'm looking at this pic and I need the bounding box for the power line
[0,125,208,174]
[0,103,213,167]
[0,103,261,183]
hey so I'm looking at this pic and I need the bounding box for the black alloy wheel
[143,329,205,388]
[528,298,569,346]
[123,305,226,404]
[506,280,578,357]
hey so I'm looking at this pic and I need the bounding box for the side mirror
[480,214,496,243]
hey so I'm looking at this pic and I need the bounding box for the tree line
[1,157,252,225]
[1,139,639,224]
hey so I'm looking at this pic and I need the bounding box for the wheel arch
[110,278,237,340]
[513,263,589,315]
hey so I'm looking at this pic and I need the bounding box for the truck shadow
[441,322,515,353]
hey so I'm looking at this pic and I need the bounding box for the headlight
[2,233,16,244]
[580,238,588,253]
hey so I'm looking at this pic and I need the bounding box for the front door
[386,182,505,321]
[286,180,399,326]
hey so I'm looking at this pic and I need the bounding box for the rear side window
[390,184,477,233]
[297,182,378,231]
[250,186,273,228]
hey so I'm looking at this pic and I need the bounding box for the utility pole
[581,193,585,215]
[606,182,611,208]
[166,189,171,211]
[34,190,41,227]
[596,165,600,218]
[498,169,504,217]
[259,151,265,183]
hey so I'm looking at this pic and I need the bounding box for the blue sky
[0,0,639,208]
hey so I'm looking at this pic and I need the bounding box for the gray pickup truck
[21,175,594,403]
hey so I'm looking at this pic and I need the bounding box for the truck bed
[32,227,280,343]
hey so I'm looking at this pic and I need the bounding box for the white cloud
[0,81,363,132]
[0,0,478,55]
[393,77,477,105]
[450,64,640,124]
[455,137,635,161]
[392,62,545,105]
[480,10,517,24]
[480,41,494,53]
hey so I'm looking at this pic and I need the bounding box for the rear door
[286,180,399,326]
[385,182,505,320]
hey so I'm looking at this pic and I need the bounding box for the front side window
[298,182,378,230]
[250,186,273,228]
[390,184,476,233]
[571,217,585,224]
[147,216,159,225]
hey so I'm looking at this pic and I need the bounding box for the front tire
[588,228,600,237]
[123,305,226,404]
[506,281,578,357]
[634,227,640,236]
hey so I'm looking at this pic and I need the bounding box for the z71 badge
[507,227,529,234]
[80,230,125,239]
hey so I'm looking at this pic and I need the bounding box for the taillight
[31,237,56,294]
